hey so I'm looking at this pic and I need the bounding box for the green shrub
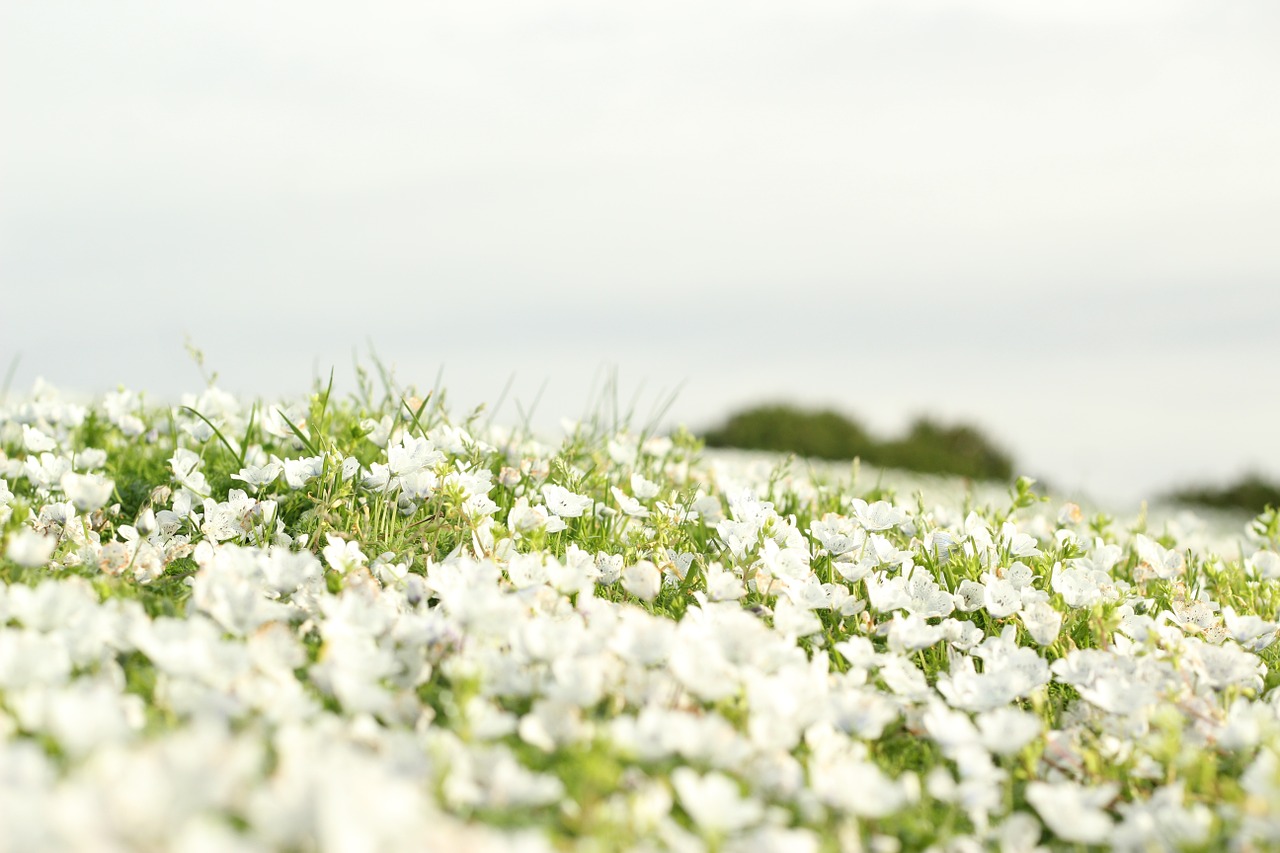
[1165,474,1280,514]
[702,405,875,461]
[702,405,1014,481]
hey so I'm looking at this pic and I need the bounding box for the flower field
[1,378,1279,852]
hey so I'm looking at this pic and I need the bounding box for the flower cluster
[0,379,1278,850]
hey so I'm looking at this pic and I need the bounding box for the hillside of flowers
[2,377,1279,852]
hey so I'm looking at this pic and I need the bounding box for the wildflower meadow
[1,374,1278,852]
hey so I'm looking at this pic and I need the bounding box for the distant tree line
[1164,474,1280,515]
[701,404,1015,482]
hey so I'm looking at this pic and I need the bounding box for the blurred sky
[2,0,1278,506]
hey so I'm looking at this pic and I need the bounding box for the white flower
[1111,783,1210,853]
[386,434,443,476]
[810,514,863,556]
[705,563,746,601]
[1222,606,1279,652]
[170,447,209,495]
[508,497,563,535]
[6,530,57,567]
[231,461,283,490]
[1247,549,1280,580]
[630,472,661,500]
[1134,534,1185,580]
[1026,780,1116,845]
[887,614,944,653]
[773,597,823,638]
[983,577,1020,619]
[59,471,114,511]
[1019,601,1063,646]
[622,561,661,601]
[540,484,593,518]
[283,455,325,489]
[22,425,58,453]
[999,522,1042,558]
[975,707,1040,756]
[611,486,649,518]
[954,579,985,613]
[323,534,368,574]
[851,499,905,531]
[670,768,763,834]
[1051,562,1103,609]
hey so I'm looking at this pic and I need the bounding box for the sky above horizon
[2,1,1278,507]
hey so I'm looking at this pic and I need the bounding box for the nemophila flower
[923,701,982,755]
[1246,548,1280,580]
[1050,562,1105,608]
[545,547,598,595]
[231,461,283,491]
[323,534,368,575]
[385,434,443,476]
[809,750,910,818]
[103,389,147,436]
[810,513,863,556]
[975,707,1041,756]
[773,597,823,638]
[622,560,661,601]
[1134,533,1186,581]
[540,483,592,518]
[508,496,564,537]
[1110,782,1211,853]
[954,579,985,613]
[671,767,763,835]
[1018,601,1063,646]
[887,613,944,653]
[904,562,956,618]
[850,498,905,531]
[939,633,1049,712]
[282,455,324,490]
[630,472,660,500]
[593,551,623,584]
[23,451,72,493]
[5,529,57,567]
[877,653,932,701]
[72,447,108,470]
[22,424,58,453]
[941,618,985,651]
[6,381,1280,849]
[757,538,811,582]
[704,562,746,601]
[1181,637,1265,691]
[506,552,550,590]
[199,490,258,542]
[10,677,145,758]
[982,576,1020,619]
[610,486,649,518]
[1164,586,1225,640]
[692,493,724,524]
[1026,780,1117,845]
[519,699,589,751]
[169,448,209,496]
[0,628,73,690]
[998,522,1042,559]
[1222,606,1279,651]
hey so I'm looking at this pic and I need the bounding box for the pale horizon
[3,0,1278,507]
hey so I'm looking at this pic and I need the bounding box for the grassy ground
[1,375,1279,851]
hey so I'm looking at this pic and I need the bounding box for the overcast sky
[2,1,1278,506]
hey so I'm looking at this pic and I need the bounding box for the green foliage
[701,405,876,461]
[1165,473,1280,515]
[703,405,1014,481]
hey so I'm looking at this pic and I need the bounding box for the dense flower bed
[1,379,1278,851]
